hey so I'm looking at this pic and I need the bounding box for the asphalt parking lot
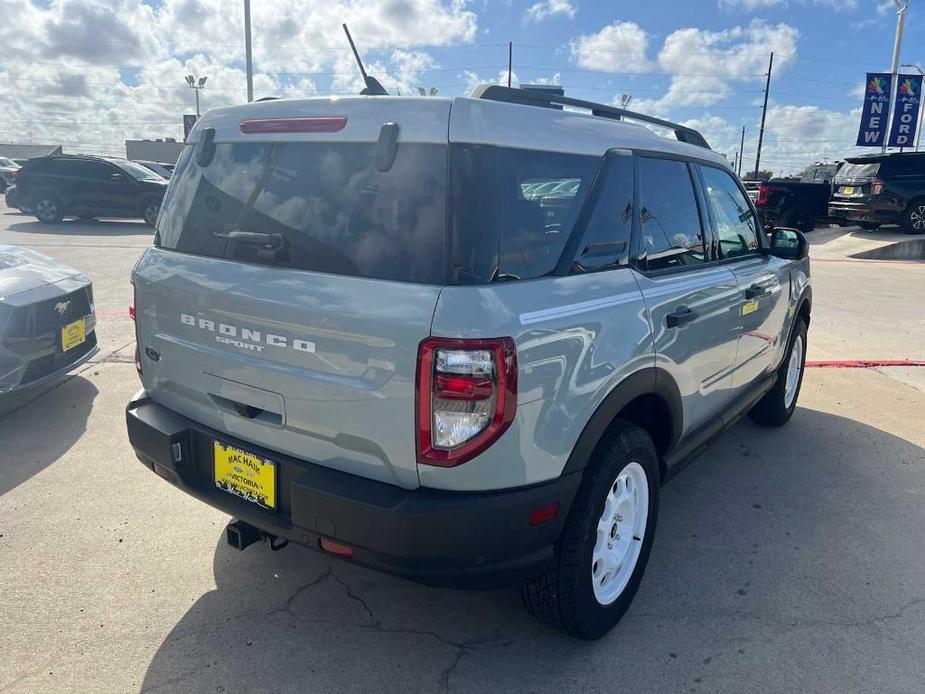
[1,200,924,693]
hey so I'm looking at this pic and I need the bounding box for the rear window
[449,145,598,283]
[156,141,447,284]
[837,162,880,180]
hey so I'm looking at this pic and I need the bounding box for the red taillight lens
[416,337,517,467]
[871,177,884,195]
[756,184,769,206]
[433,374,493,401]
[239,116,347,134]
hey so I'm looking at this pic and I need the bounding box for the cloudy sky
[0,0,921,174]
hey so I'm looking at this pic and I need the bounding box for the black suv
[15,155,169,227]
[828,152,925,234]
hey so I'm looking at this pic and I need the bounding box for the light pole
[900,63,924,151]
[244,0,254,102]
[185,75,208,118]
[883,0,910,153]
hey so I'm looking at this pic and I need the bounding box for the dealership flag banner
[888,74,923,148]
[857,73,893,147]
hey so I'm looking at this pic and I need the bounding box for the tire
[34,196,63,224]
[748,318,807,427]
[858,222,880,231]
[141,200,160,228]
[901,199,925,235]
[521,422,660,640]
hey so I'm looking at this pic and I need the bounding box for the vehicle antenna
[342,24,389,96]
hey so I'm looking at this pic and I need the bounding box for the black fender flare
[561,367,683,476]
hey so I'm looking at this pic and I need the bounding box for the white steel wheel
[591,462,649,606]
[783,334,804,409]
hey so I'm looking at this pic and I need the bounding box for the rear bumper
[126,392,582,589]
[828,201,899,224]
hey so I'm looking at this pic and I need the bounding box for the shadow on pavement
[0,374,97,496]
[6,218,149,237]
[140,407,925,694]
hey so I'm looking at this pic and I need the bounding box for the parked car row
[4,154,169,226]
[754,152,925,235]
[0,157,20,193]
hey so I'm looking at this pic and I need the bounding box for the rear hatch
[133,97,451,489]
[832,161,880,201]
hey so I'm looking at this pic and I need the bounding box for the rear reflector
[239,116,347,134]
[529,502,560,527]
[319,538,354,559]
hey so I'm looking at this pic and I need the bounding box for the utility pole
[507,42,513,87]
[754,52,773,181]
[738,125,746,176]
[244,0,254,102]
[884,1,910,153]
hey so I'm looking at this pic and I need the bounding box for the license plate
[213,441,276,510]
[61,318,86,352]
[841,186,855,195]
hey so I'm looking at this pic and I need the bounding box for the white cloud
[570,21,652,72]
[0,0,479,154]
[524,0,576,23]
[653,20,798,107]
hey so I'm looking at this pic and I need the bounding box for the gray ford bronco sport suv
[126,86,811,640]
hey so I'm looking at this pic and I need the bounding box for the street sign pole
[883,1,910,154]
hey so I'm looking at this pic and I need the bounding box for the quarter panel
[424,269,652,491]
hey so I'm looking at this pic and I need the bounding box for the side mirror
[770,227,808,260]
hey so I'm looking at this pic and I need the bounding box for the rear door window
[569,154,634,273]
[637,157,709,272]
[156,142,447,284]
[881,156,925,176]
[448,145,599,283]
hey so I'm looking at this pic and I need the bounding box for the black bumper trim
[126,394,582,589]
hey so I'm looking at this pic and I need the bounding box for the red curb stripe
[806,360,925,368]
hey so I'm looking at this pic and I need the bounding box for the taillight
[416,337,517,467]
[756,184,770,206]
[871,177,884,195]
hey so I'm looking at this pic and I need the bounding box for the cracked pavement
[2,208,925,693]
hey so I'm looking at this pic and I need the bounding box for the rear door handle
[666,306,699,328]
[745,284,772,300]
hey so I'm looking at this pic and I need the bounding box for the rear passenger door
[697,164,790,389]
[632,155,743,436]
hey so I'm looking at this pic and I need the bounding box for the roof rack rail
[470,85,711,150]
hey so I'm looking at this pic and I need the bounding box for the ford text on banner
[888,75,923,148]
[857,73,893,147]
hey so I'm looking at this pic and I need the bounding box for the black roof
[845,151,925,164]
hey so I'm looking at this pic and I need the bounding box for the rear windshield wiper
[212,228,287,260]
